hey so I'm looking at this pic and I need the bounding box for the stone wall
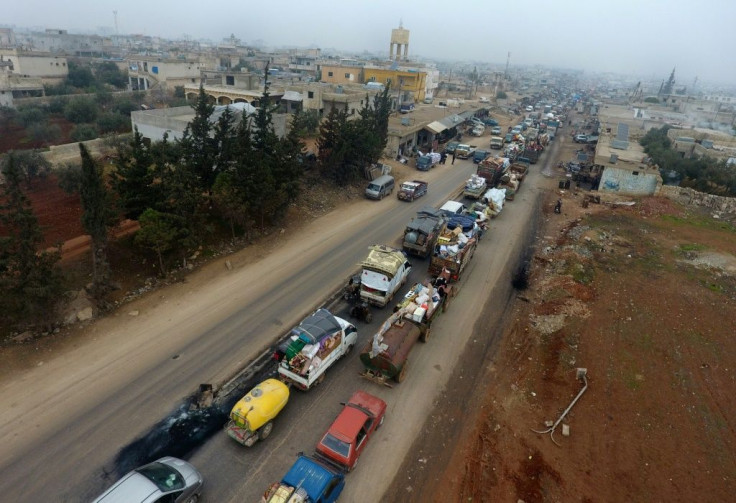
[659,185,736,215]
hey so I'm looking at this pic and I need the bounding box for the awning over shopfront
[425,121,447,134]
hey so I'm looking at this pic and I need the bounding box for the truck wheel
[185,495,199,503]
[315,372,326,386]
[259,421,273,441]
[395,360,409,383]
[420,327,430,343]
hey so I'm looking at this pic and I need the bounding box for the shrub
[70,124,99,142]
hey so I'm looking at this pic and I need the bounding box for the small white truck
[359,245,412,307]
[276,309,358,391]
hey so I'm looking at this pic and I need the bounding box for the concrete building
[131,102,288,143]
[319,62,363,85]
[0,48,68,84]
[127,56,203,91]
[363,67,427,104]
[594,123,662,196]
[0,62,45,107]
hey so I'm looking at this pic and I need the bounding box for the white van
[365,175,395,200]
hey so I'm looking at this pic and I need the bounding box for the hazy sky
[6,0,736,85]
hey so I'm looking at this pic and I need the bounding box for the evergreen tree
[111,127,159,220]
[79,143,115,300]
[0,154,62,325]
[178,86,217,191]
[213,104,238,177]
[317,106,351,185]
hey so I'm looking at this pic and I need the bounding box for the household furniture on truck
[359,245,412,307]
[276,309,357,390]
[402,207,446,258]
[359,280,451,386]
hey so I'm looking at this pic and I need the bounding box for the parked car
[491,126,502,135]
[483,118,499,126]
[511,126,522,135]
[315,391,387,471]
[574,134,588,143]
[444,141,460,154]
[91,457,203,503]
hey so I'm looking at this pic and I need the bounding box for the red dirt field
[1,174,84,249]
[390,194,736,503]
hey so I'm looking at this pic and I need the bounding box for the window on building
[308,91,314,99]
[351,108,355,115]
[632,171,639,176]
[226,75,235,86]
[328,71,333,77]
[345,73,350,78]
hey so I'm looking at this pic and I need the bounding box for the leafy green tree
[65,97,98,124]
[16,105,48,128]
[496,91,507,99]
[28,123,62,145]
[71,124,99,141]
[95,90,114,107]
[66,61,96,89]
[94,61,127,89]
[644,97,659,103]
[0,106,18,128]
[78,143,116,300]
[135,209,188,275]
[113,98,138,116]
[56,162,83,194]
[5,149,52,187]
[97,112,129,134]
[0,154,62,326]
[47,96,68,114]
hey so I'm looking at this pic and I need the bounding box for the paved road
[0,157,480,502]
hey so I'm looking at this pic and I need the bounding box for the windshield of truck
[320,433,351,458]
[400,183,416,192]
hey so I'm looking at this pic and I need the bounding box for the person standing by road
[452,151,456,165]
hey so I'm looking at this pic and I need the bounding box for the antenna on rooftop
[504,51,510,79]
[113,10,119,35]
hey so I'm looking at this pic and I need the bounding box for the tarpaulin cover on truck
[360,245,406,277]
[291,309,342,344]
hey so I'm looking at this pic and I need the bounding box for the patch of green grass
[678,243,707,252]
[660,214,736,234]
[564,261,595,285]
[625,373,642,391]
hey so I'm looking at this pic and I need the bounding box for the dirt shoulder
[389,192,736,502]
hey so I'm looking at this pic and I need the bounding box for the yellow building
[363,68,426,103]
[319,63,363,85]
